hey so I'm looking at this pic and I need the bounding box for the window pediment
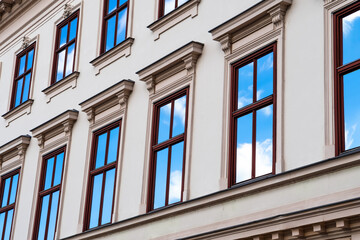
[0,135,30,171]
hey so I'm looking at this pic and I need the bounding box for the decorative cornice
[0,135,31,171]
[136,41,204,94]
[0,0,38,25]
[2,99,34,127]
[79,80,134,124]
[30,110,78,149]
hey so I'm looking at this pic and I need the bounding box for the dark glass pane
[59,25,68,47]
[168,142,183,204]
[53,152,64,186]
[95,132,108,169]
[164,0,175,15]
[27,49,34,71]
[119,0,128,5]
[172,95,186,137]
[69,18,78,41]
[56,50,66,81]
[0,213,4,240]
[38,195,50,240]
[44,157,55,190]
[105,16,116,51]
[9,174,19,205]
[154,148,168,209]
[65,43,75,77]
[22,73,31,103]
[1,178,10,207]
[3,209,13,240]
[14,78,23,107]
[236,113,253,182]
[257,52,273,100]
[237,62,253,109]
[107,127,119,164]
[101,169,115,225]
[158,103,171,143]
[255,105,273,177]
[89,174,103,228]
[108,0,117,13]
[116,8,127,44]
[18,55,26,76]
[46,191,60,240]
[343,10,360,65]
[344,69,360,150]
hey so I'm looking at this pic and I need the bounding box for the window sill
[147,0,201,40]
[42,71,80,103]
[2,99,34,127]
[90,38,134,75]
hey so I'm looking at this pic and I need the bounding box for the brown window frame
[101,0,129,54]
[0,168,20,240]
[33,146,66,240]
[158,0,188,18]
[333,1,360,155]
[229,43,277,187]
[147,88,189,212]
[10,43,36,110]
[83,120,121,231]
[51,10,79,85]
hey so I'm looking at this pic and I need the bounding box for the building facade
[0,0,359,239]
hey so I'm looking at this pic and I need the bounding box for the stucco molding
[42,71,80,103]
[90,37,134,75]
[0,0,39,28]
[147,0,201,40]
[1,99,34,127]
[0,135,30,172]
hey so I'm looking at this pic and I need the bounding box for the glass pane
[172,95,186,137]
[164,0,175,15]
[105,16,116,52]
[178,0,189,6]
[168,142,183,204]
[22,73,31,103]
[257,52,273,100]
[236,113,253,182]
[53,152,64,186]
[69,18,78,41]
[65,43,75,77]
[255,105,273,177]
[14,78,23,107]
[107,127,119,164]
[119,0,127,5]
[9,174,19,205]
[343,10,360,65]
[116,8,127,44]
[18,55,26,76]
[38,195,50,240]
[46,191,60,240]
[27,49,34,71]
[44,157,55,190]
[238,62,254,109]
[4,209,13,240]
[344,69,360,150]
[101,168,115,225]
[154,148,168,209]
[158,103,171,143]
[89,174,103,228]
[0,213,5,240]
[95,132,108,169]
[108,0,117,13]
[1,178,11,207]
[56,50,66,81]
[59,25,68,47]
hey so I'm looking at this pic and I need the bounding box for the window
[33,147,65,240]
[102,0,129,53]
[10,43,35,109]
[158,0,189,18]
[85,121,121,230]
[0,169,20,240]
[52,11,79,84]
[229,44,276,185]
[148,88,188,210]
[334,1,360,155]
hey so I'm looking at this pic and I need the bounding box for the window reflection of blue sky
[343,10,360,65]
[169,142,183,204]
[237,62,253,109]
[154,148,168,209]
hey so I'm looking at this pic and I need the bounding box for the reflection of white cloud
[169,170,181,203]
[164,0,175,15]
[174,97,186,124]
[161,103,171,126]
[345,123,357,149]
[343,10,360,36]
[259,54,273,72]
[236,139,272,182]
[259,105,272,117]
[257,90,263,99]
[65,46,74,76]
[57,51,65,79]
[178,0,189,6]
[117,10,127,40]
[238,96,252,108]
